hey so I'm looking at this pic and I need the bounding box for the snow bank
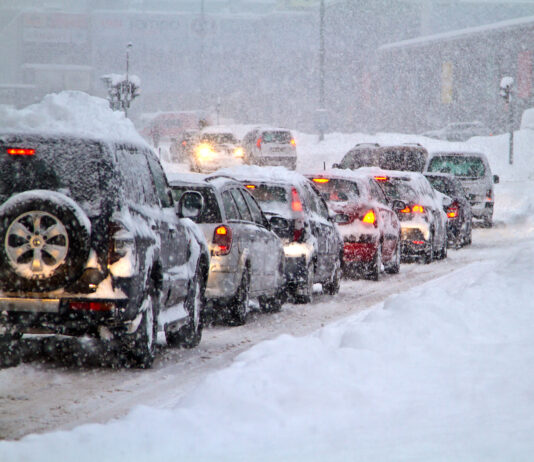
[0,91,147,146]
[3,230,534,461]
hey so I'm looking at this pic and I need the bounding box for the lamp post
[500,76,514,165]
[125,42,133,118]
[318,0,325,141]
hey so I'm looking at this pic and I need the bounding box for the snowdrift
[0,91,147,146]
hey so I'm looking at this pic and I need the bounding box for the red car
[304,169,401,280]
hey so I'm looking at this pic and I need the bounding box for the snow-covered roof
[167,172,208,185]
[209,165,308,187]
[380,14,534,50]
[302,168,374,183]
[0,91,148,147]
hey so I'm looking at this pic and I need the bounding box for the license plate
[0,297,60,313]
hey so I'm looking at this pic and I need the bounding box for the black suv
[0,134,209,368]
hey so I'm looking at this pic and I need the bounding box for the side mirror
[493,174,500,184]
[333,213,351,224]
[176,191,204,222]
[269,216,290,231]
[391,200,407,211]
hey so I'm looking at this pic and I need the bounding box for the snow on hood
[0,91,148,146]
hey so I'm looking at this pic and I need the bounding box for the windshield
[340,149,379,169]
[310,179,360,202]
[379,179,418,202]
[427,155,486,178]
[261,131,292,144]
[200,133,238,144]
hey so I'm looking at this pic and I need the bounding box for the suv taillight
[213,225,232,256]
[447,202,459,219]
[361,209,377,226]
[256,137,262,149]
[108,221,135,265]
[486,189,493,201]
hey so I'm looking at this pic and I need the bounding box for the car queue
[0,129,496,370]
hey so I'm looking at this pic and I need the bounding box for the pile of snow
[3,228,534,460]
[0,91,147,146]
[520,107,534,130]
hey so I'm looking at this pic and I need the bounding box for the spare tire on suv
[0,190,91,292]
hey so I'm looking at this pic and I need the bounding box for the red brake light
[447,202,459,219]
[293,226,304,242]
[290,138,296,147]
[412,205,424,213]
[213,225,232,255]
[7,148,34,156]
[69,301,114,312]
[312,178,329,183]
[486,189,492,201]
[400,206,411,213]
[374,176,388,182]
[245,184,256,189]
[256,137,262,148]
[362,209,376,225]
[291,187,303,212]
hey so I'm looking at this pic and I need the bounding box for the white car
[241,127,297,170]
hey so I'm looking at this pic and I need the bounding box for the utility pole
[199,0,206,106]
[318,0,325,141]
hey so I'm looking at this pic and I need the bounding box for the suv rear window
[340,148,379,169]
[427,156,486,178]
[261,131,291,144]
[379,148,426,172]
[171,185,222,223]
[0,136,112,215]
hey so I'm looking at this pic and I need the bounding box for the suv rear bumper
[0,296,132,336]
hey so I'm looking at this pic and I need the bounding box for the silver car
[425,151,499,227]
[241,127,297,170]
[170,174,285,325]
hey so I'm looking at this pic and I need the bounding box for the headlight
[233,147,244,158]
[196,143,215,161]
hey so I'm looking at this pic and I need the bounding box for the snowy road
[0,224,517,441]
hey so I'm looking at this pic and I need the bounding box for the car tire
[483,215,493,228]
[0,333,22,368]
[368,243,382,281]
[294,263,314,304]
[0,193,91,292]
[259,291,282,313]
[385,239,401,274]
[323,258,341,295]
[229,268,250,325]
[124,292,158,369]
[166,268,205,348]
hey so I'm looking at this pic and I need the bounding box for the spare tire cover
[0,190,91,292]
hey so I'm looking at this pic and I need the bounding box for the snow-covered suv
[0,134,209,368]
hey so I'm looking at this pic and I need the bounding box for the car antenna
[323,161,326,170]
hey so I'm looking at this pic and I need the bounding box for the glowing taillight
[312,178,329,183]
[245,184,256,189]
[7,148,34,156]
[400,206,411,214]
[69,301,115,312]
[256,137,262,149]
[447,202,459,219]
[290,138,296,147]
[486,189,492,201]
[412,205,424,213]
[291,187,303,212]
[362,209,376,225]
[374,176,388,181]
[213,225,232,256]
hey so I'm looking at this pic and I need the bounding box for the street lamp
[125,42,133,118]
[500,76,514,165]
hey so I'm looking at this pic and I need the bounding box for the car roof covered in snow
[208,165,308,188]
[302,168,374,183]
